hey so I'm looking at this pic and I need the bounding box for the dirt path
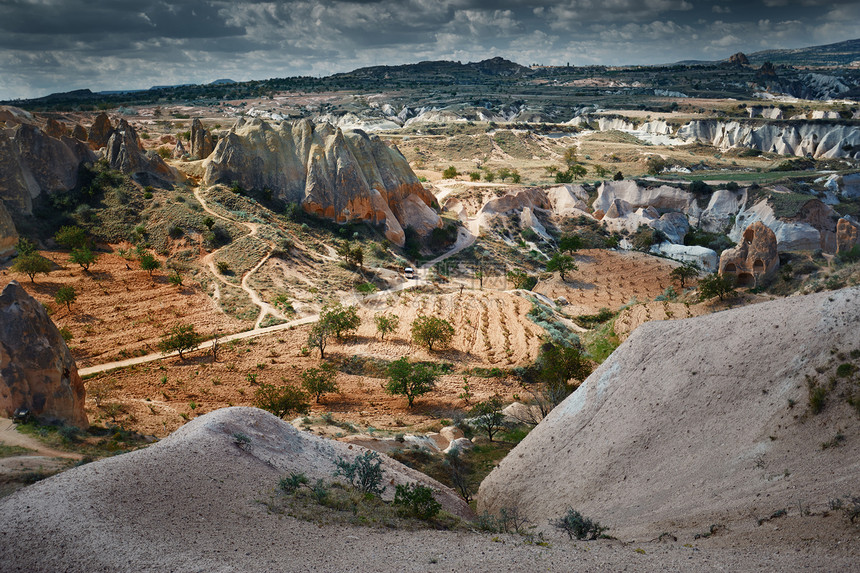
[0,418,82,460]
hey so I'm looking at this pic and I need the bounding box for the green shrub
[254,382,309,418]
[442,166,458,179]
[393,483,441,520]
[279,472,309,494]
[334,451,385,496]
[552,508,607,540]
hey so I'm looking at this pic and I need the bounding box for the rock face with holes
[203,117,436,246]
[0,281,87,428]
[719,221,779,287]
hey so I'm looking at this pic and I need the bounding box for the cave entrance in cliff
[736,272,755,287]
[723,262,737,278]
[753,259,765,274]
[743,228,755,244]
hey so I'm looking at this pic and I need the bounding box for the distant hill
[745,38,860,67]
[333,57,529,83]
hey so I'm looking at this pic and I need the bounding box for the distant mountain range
[676,38,860,67]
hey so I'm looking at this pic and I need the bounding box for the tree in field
[15,238,37,256]
[506,269,536,290]
[558,234,583,254]
[546,252,577,281]
[411,315,455,351]
[157,323,202,359]
[139,252,160,277]
[569,164,587,180]
[670,262,700,288]
[168,271,183,287]
[511,170,521,183]
[301,363,338,403]
[699,273,736,301]
[519,343,592,425]
[69,246,98,271]
[55,285,77,312]
[54,225,89,250]
[374,313,400,340]
[563,147,578,169]
[646,156,666,176]
[336,241,364,268]
[307,321,332,359]
[12,253,52,283]
[385,357,437,408]
[320,302,361,340]
[470,395,507,441]
[593,164,609,178]
[255,382,309,418]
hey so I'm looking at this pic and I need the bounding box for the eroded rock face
[0,281,87,428]
[837,217,860,254]
[203,118,434,246]
[0,201,18,258]
[87,112,114,149]
[105,119,179,187]
[173,138,187,159]
[44,118,68,139]
[719,221,779,287]
[190,118,215,159]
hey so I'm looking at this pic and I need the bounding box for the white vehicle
[404,267,415,279]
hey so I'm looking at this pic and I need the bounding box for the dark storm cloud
[0,0,857,99]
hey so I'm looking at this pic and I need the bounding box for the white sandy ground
[479,287,860,564]
[0,402,855,571]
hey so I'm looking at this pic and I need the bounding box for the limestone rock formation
[0,115,96,215]
[173,138,187,159]
[104,119,179,187]
[594,180,696,215]
[44,118,68,139]
[203,118,435,246]
[650,242,718,272]
[71,124,88,141]
[837,217,860,254]
[719,221,779,287]
[0,281,87,428]
[87,112,114,149]
[0,201,18,258]
[478,287,860,539]
[731,197,838,252]
[190,118,215,159]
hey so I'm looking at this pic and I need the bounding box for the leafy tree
[506,269,536,290]
[569,164,587,180]
[69,246,98,271]
[546,252,577,281]
[336,241,364,268]
[393,483,441,520]
[139,252,161,276]
[254,382,309,418]
[12,253,52,283]
[469,171,481,181]
[498,167,511,181]
[307,321,332,359]
[54,285,77,312]
[385,357,437,407]
[374,313,400,340]
[442,166,459,179]
[558,234,583,254]
[646,156,666,176]
[320,302,361,340]
[517,343,592,424]
[670,262,700,288]
[334,451,385,495]
[54,225,88,250]
[554,170,573,184]
[483,170,495,182]
[300,362,338,403]
[470,395,507,441]
[563,147,578,168]
[699,273,736,301]
[510,169,521,183]
[157,323,202,359]
[15,238,37,256]
[593,164,609,178]
[411,315,454,351]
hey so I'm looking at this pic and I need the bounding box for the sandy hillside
[479,287,860,548]
[0,407,851,573]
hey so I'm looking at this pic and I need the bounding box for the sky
[1,0,858,100]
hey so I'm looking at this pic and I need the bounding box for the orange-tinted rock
[837,217,860,254]
[87,112,114,149]
[71,124,88,141]
[0,281,87,428]
[44,118,68,138]
[719,221,779,287]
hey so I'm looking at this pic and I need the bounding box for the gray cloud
[0,0,856,100]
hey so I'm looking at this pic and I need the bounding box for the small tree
[471,395,507,441]
[558,234,583,254]
[442,166,459,179]
[139,252,161,277]
[444,449,473,502]
[563,147,578,168]
[569,164,587,180]
[54,225,88,250]
[168,271,183,287]
[12,253,52,283]
[69,246,98,271]
[510,169,521,183]
[157,323,202,359]
[385,357,437,407]
[411,315,455,351]
[374,313,400,340]
[307,321,332,359]
[254,382,309,418]
[546,252,577,281]
[699,273,736,301]
[552,508,607,540]
[54,285,77,312]
[393,483,441,520]
[646,156,666,176]
[334,451,385,495]
[320,302,361,340]
[593,164,609,178]
[670,262,700,288]
[301,363,338,403]
[507,269,536,290]
[15,238,37,256]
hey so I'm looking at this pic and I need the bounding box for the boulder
[478,287,860,539]
[719,221,779,287]
[203,118,431,246]
[87,112,114,150]
[71,124,88,141]
[836,217,860,254]
[650,242,718,272]
[0,201,18,258]
[649,212,689,244]
[44,118,68,138]
[0,281,87,428]
[190,118,215,159]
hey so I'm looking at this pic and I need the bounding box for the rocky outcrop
[649,242,718,272]
[44,118,68,138]
[104,119,179,187]
[203,118,435,246]
[87,112,114,149]
[836,217,860,254]
[190,118,215,159]
[172,138,187,159]
[71,124,88,141]
[0,281,87,428]
[728,52,749,66]
[731,197,838,252]
[719,221,779,287]
[0,201,18,258]
[594,180,695,214]
[0,117,96,215]
[478,287,860,539]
